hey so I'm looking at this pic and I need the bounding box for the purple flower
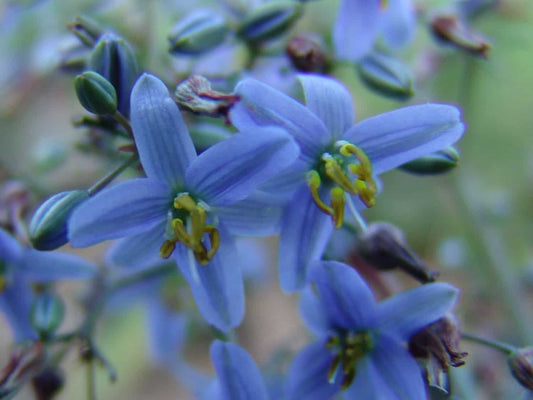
[230,74,464,291]
[288,260,459,400]
[69,73,299,331]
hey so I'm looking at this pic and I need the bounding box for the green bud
[89,33,139,115]
[67,15,105,47]
[357,51,414,100]
[75,71,118,115]
[237,1,302,44]
[29,190,89,250]
[168,10,229,55]
[30,293,64,338]
[398,147,460,175]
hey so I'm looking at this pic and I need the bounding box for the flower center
[307,141,377,228]
[326,330,374,389]
[159,193,220,265]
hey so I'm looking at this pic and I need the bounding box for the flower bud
[286,33,329,72]
[431,15,491,58]
[168,10,229,55]
[30,293,64,338]
[355,223,438,283]
[88,33,139,115]
[237,1,302,44]
[508,348,533,390]
[399,147,460,175]
[31,367,64,400]
[29,190,89,251]
[75,71,118,115]
[67,15,105,47]
[357,51,414,100]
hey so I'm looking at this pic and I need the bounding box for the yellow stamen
[330,187,345,228]
[307,170,334,216]
[174,193,197,212]
[159,241,176,258]
[323,155,357,194]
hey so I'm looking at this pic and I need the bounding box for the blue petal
[286,341,341,400]
[131,73,196,188]
[0,228,22,264]
[257,162,308,202]
[278,185,333,292]
[299,287,329,336]
[186,129,299,206]
[298,74,355,140]
[174,223,244,331]
[147,300,187,367]
[19,249,96,281]
[0,274,36,341]
[309,260,377,331]
[379,0,416,50]
[376,282,459,341]
[347,334,426,400]
[342,104,464,175]
[69,178,170,247]
[210,340,269,400]
[106,222,166,268]
[215,191,285,236]
[333,0,380,61]
[231,78,330,164]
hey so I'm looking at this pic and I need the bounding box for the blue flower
[0,229,95,341]
[231,74,464,291]
[69,73,299,331]
[334,0,416,62]
[287,260,459,400]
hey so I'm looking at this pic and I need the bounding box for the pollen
[159,193,219,265]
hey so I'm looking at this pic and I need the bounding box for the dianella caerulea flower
[334,0,416,61]
[0,229,95,341]
[69,73,299,331]
[288,260,459,400]
[230,74,464,291]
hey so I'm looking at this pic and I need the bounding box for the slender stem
[461,332,516,355]
[87,153,138,196]
[345,195,368,233]
[86,358,97,400]
[112,111,133,138]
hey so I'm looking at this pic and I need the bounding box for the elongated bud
[237,1,302,44]
[89,33,139,115]
[75,71,118,115]
[168,10,229,55]
[508,348,533,390]
[286,33,329,72]
[399,147,460,175]
[355,223,438,283]
[67,15,104,47]
[30,293,64,338]
[431,15,491,58]
[357,51,414,100]
[29,190,89,250]
[31,367,65,400]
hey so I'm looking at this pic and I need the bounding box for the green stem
[112,111,133,138]
[461,332,516,355]
[87,153,138,196]
[86,358,96,400]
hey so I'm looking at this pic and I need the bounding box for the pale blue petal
[343,104,464,175]
[175,223,244,331]
[19,249,96,281]
[107,222,166,268]
[299,287,329,336]
[377,282,459,341]
[231,78,330,164]
[215,191,284,236]
[343,353,398,400]
[69,179,170,247]
[286,341,341,400]
[0,274,36,341]
[333,0,380,61]
[309,260,377,331]
[147,300,187,367]
[0,228,22,264]
[278,185,333,292]
[380,0,416,50]
[186,129,299,206]
[298,74,355,140]
[131,73,196,187]
[210,341,269,400]
[257,162,308,202]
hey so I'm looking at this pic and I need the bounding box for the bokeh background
[1,0,533,399]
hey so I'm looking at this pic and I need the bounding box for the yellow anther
[174,193,196,212]
[159,240,176,259]
[172,218,192,245]
[307,170,334,216]
[323,156,357,194]
[330,187,345,229]
[204,225,220,262]
[354,180,376,207]
[191,207,207,244]
[340,143,373,173]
